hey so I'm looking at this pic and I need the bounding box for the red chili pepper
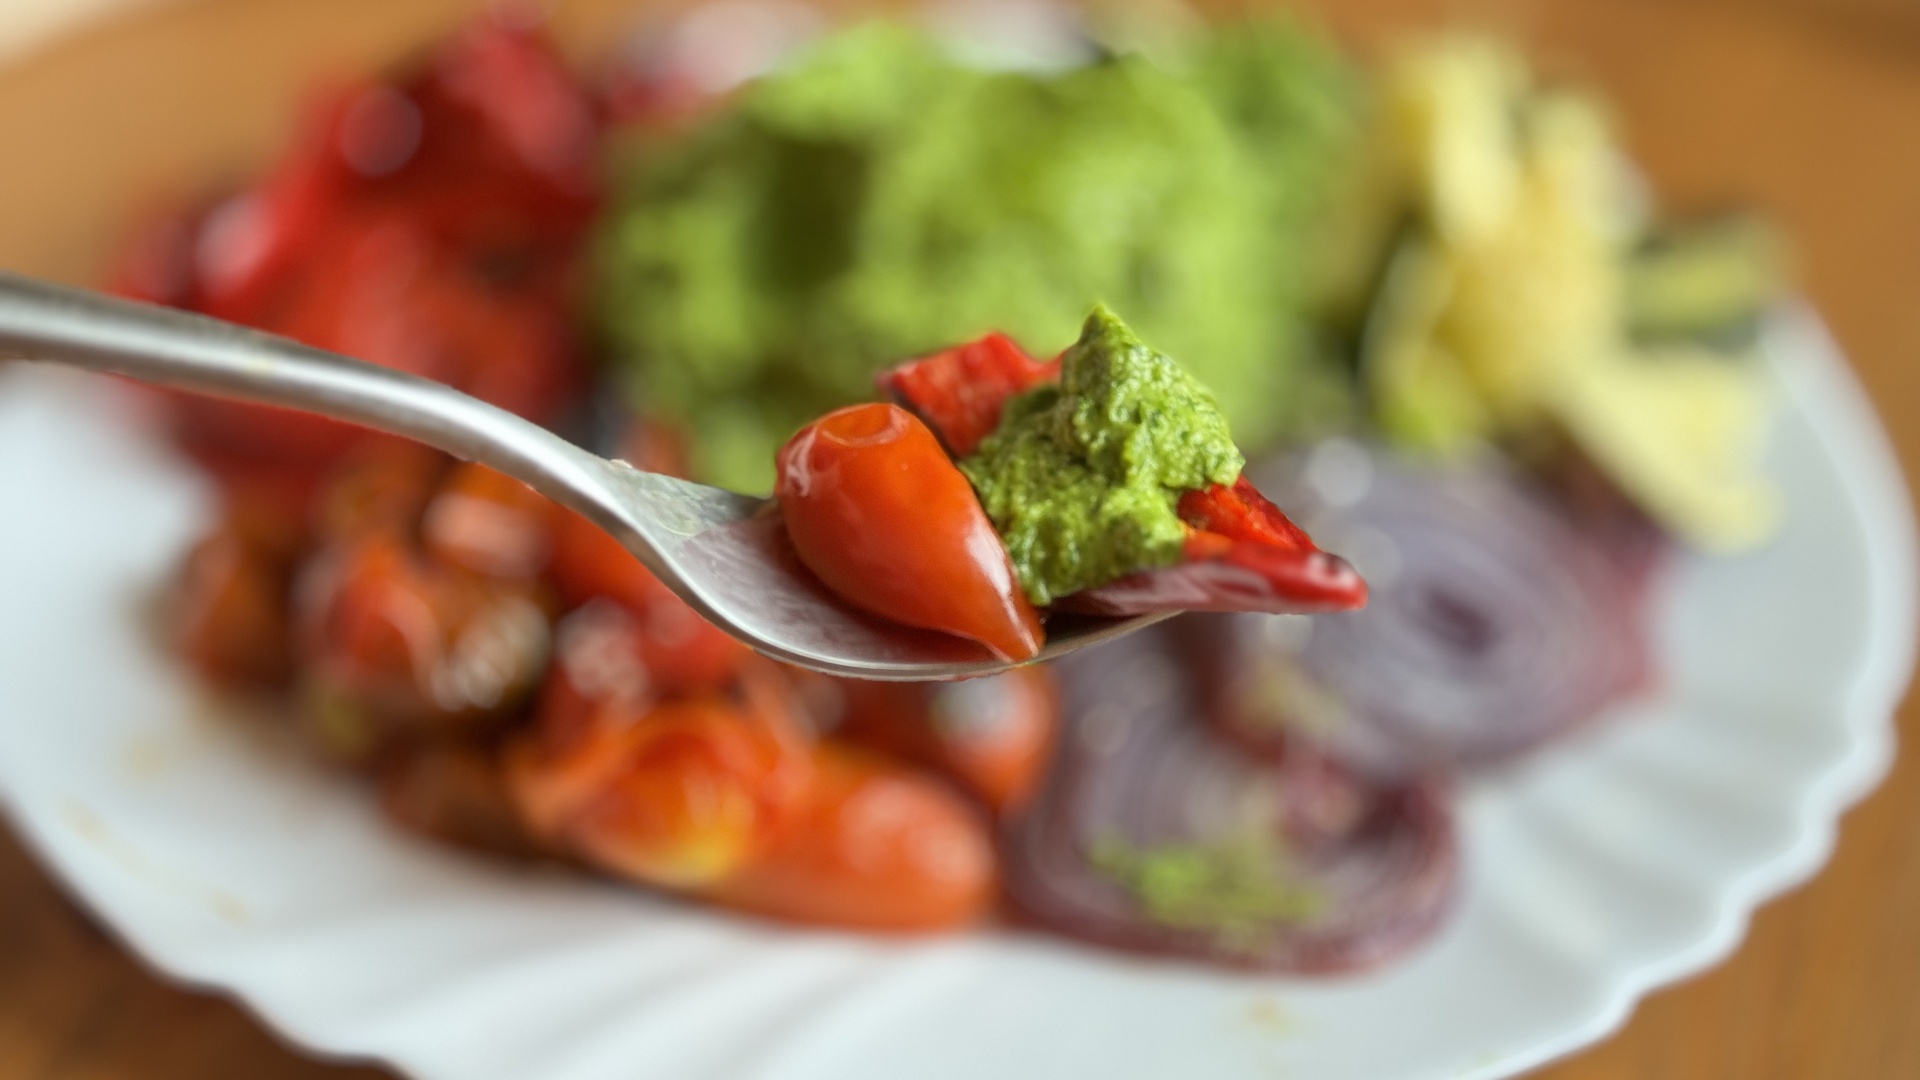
[877,332,1059,458]
[103,208,200,309]
[775,403,1043,662]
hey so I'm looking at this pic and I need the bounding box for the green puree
[1090,834,1323,949]
[597,19,1357,492]
[961,307,1242,606]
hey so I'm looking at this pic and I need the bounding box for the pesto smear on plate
[961,307,1242,606]
[598,18,1357,491]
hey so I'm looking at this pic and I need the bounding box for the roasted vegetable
[1192,445,1652,777]
[1003,622,1458,972]
[775,403,1043,661]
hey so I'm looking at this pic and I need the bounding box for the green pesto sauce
[960,307,1243,606]
[1090,834,1324,949]
[596,18,1358,492]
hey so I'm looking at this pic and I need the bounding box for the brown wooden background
[2,0,1917,1076]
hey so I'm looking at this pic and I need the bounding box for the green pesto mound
[961,307,1243,606]
[597,18,1358,492]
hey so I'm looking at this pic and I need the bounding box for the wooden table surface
[1,0,1917,1076]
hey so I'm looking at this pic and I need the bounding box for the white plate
[0,308,1912,1080]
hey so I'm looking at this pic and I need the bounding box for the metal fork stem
[0,271,621,534]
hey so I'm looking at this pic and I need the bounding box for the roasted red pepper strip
[877,332,1059,458]
[113,18,597,471]
[1177,475,1316,552]
[1063,479,1367,616]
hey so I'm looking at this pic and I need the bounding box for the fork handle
[0,270,608,504]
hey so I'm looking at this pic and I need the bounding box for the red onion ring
[1193,443,1657,778]
[1002,624,1458,974]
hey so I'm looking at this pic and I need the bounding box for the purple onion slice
[1056,546,1368,618]
[1195,441,1657,779]
[1003,624,1458,974]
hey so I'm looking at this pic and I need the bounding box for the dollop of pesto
[597,18,1358,491]
[1090,834,1324,949]
[960,307,1243,606]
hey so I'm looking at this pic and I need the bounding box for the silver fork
[0,272,1165,680]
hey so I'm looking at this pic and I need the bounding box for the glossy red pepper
[193,81,363,325]
[877,332,1059,458]
[775,403,1043,662]
[168,199,586,466]
[195,19,597,324]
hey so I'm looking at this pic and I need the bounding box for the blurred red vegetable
[108,15,598,471]
[837,667,1059,814]
[423,463,559,580]
[699,743,997,931]
[505,665,813,888]
[296,531,552,752]
[314,439,449,540]
[545,506,749,693]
